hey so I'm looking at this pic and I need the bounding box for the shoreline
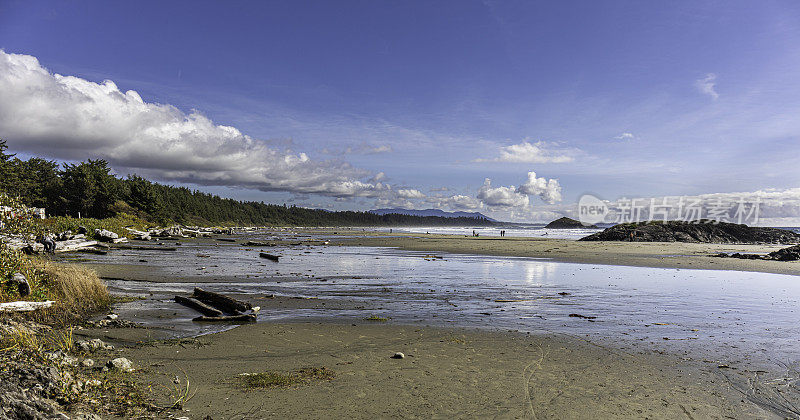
[329,231,800,276]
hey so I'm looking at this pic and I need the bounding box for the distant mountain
[369,208,498,222]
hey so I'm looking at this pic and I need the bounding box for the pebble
[392,352,405,359]
[81,358,95,368]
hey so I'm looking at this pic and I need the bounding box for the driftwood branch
[174,295,223,317]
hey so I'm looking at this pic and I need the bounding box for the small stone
[107,357,134,372]
[106,313,119,320]
[81,358,95,368]
[85,379,102,387]
[391,352,405,359]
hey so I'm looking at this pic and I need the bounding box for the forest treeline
[0,140,494,227]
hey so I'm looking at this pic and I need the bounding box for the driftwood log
[0,300,55,312]
[193,287,252,313]
[192,314,256,323]
[246,241,274,246]
[259,252,280,262]
[217,238,237,243]
[174,295,223,317]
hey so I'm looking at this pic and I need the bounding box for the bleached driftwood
[0,301,56,312]
[55,240,99,253]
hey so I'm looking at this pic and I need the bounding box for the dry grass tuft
[238,367,335,389]
[41,262,110,317]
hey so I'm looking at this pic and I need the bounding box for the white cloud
[396,189,426,199]
[516,171,562,203]
[476,140,575,163]
[426,194,483,211]
[0,50,390,198]
[614,132,635,140]
[695,73,719,100]
[476,178,529,208]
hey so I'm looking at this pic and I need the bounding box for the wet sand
[70,232,800,418]
[104,322,765,419]
[336,232,800,276]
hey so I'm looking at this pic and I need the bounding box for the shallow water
[370,225,600,239]
[67,234,800,370]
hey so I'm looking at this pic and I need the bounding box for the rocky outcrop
[716,244,800,261]
[580,221,800,244]
[545,217,597,229]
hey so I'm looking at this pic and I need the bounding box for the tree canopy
[0,140,494,227]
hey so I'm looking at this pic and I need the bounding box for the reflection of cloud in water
[524,261,559,285]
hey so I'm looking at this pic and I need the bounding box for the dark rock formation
[545,217,597,229]
[580,220,800,244]
[716,244,800,261]
[768,244,800,261]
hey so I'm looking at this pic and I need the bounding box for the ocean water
[65,233,800,372]
[370,225,600,240]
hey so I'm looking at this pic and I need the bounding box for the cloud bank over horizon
[0,50,565,220]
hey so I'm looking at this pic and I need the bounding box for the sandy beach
[82,322,761,419]
[60,232,800,418]
[334,231,800,276]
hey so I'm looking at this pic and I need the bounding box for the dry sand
[335,232,800,276]
[104,322,765,419]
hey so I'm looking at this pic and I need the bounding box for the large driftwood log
[192,314,256,323]
[174,295,223,317]
[54,240,99,253]
[193,288,252,313]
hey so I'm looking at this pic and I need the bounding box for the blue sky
[1,0,800,222]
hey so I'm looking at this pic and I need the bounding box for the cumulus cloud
[614,132,635,140]
[476,140,575,164]
[516,171,562,203]
[396,189,426,199]
[0,50,391,198]
[426,194,483,211]
[477,179,529,208]
[695,73,719,100]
